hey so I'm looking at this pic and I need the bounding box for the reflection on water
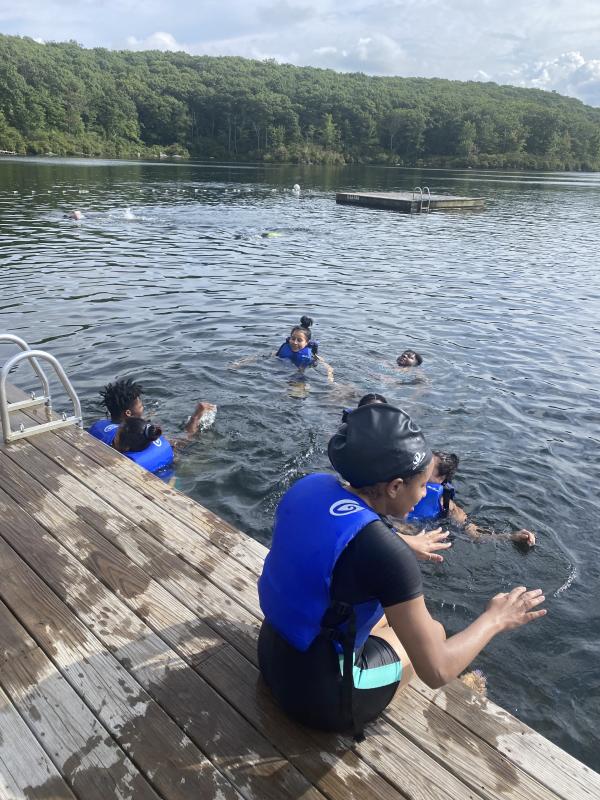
[1,157,600,768]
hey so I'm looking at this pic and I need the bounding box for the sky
[2,0,600,106]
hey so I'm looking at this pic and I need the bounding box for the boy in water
[88,378,216,446]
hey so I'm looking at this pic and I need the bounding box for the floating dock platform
[336,190,485,213]
[1,382,598,800]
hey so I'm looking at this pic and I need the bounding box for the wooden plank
[19,430,262,618]
[200,645,484,800]
[3,383,266,576]
[0,481,325,800]
[0,531,243,800]
[0,600,161,800]
[409,679,600,800]
[380,682,561,800]
[0,684,78,800]
[0,446,259,665]
[0,451,417,800]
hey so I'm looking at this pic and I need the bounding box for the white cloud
[487,51,600,106]
[125,31,187,52]
[5,1,600,105]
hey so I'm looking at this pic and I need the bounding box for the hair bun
[144,422,162,441]
[300,315,313,329]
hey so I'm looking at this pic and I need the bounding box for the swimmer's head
[288,315,314,352]
[357,393,388,408]
[397,350,423,367]
[113,418,161,454]
[100,378,144,423]
[69,210,82,220]
[328,403,432,517]
[431,450,459,484]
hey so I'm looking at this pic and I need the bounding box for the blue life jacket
[407,481,454,522]
[259,473,383,653]
[276,339,316,368]
[88,419,119,445]
[126,436,174,474]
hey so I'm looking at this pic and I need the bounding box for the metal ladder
[0,334,82,444]
[412,186,431,213]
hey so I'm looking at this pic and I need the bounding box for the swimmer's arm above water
[170,401,217,451]
[314,354,334,382]
[385,586,546,689]
[229,352,274,369]
[448,501,536,546]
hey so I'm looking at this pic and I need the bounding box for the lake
[1,156,599,768]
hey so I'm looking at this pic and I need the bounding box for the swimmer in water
[88,378,216,449]
[397,350,423,367]
[230,314,334,382]
[64,210,83,220]
[351,395,536,555]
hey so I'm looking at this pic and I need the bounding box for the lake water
[1,156,599,769]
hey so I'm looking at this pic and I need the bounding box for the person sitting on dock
[397,349,423,367]
[257,403,546,738]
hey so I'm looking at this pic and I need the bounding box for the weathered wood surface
[0,381,597,800]
[336,190,485,212]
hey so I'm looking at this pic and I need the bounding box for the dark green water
[1,156,599,768]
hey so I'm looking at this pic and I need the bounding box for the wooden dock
[336,191,485,213]
[1,384,598,800]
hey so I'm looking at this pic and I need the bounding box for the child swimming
[89,378,216,456]
[407,450,536,546]
[350,395,536,550]
[230,314,334,382]
[112,417,174,474]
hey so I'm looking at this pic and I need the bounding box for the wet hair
[100,378,143,422]
[432,450,459,483]
[357,393,388,407]
[113,417,162,454]
[289,315,318,355]
[397,350,423,366]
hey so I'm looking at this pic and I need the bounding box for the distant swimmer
[397,350,423,367]
[261,231,282,238]
[64,209,83,220]
[292,183,300,194]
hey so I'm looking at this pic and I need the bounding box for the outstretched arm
[398,527,452,563]
[385,586,546,688]
[314,354,334,382]
[448,501,536,546]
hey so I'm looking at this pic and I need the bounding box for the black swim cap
[328,404,432,488]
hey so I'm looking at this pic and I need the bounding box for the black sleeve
[331,519,423,608]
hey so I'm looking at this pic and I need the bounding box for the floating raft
[336,190,485,213]
[0,384,598,800]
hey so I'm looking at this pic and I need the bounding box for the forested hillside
[2,33,600,169]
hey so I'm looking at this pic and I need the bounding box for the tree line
[1,33,600,170]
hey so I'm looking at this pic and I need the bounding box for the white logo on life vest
[329,499,364,516]
[412,451,426,469]
[152,438,162,447]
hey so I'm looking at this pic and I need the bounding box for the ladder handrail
[422,186,431,213]
[0,334,51,400]
[412,186,423,204]
[0,350,82,444]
